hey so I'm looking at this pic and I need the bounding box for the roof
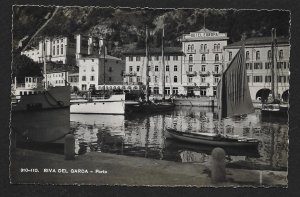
[225,37,290,48]
[123,47,183,56]
[46,62,79,73]
[80,54,122,61]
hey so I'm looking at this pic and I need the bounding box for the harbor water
[70,106,288,171]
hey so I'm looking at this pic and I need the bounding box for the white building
[12,77,44,99]
[123,47,184,95]
[224,37,290,101]
[21,36,77,65]
[78,54,125,91]
[180,28,229,96]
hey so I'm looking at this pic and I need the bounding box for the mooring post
[211,147,226,183]
[64,134,75,160]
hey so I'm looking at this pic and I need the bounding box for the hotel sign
[191,32,219,37]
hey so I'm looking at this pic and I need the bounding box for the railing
[199,49,209,54]
[199,82,210,87]
[186,71,197,76]
[186,49,196,54]
[123,72,137,76]
[199,71,210,76]
[212,49,223,53]
[212,71,221,76]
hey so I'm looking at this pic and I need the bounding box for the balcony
[186,71,197,76]
[199,82,210,87]
[212,71,221,76]
[199,71,210,76]
[186,49,196,54]
[212,49,223,53]
[123,72,137,76]
[199,49,209,54]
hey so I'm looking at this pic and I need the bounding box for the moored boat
[165,128,259,148]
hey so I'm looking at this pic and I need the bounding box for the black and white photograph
[10,6,289,187]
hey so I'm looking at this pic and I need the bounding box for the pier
[10,148,287,186]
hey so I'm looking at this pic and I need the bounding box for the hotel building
[180,28,229,96]
[224,37,290,101]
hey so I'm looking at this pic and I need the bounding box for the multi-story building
[123,47,184,95]
[78,54,125,91]
[12,77,44,99]
[224,37,290,101]
[21,36,77,65]
[180,28,229,96]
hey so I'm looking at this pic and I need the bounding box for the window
[279,50,284,59]
[155,65,159,72]
[214,65,219,73]
[53,46,55,55]
[265,62,271,69]
[137,76,141,82]
[154,76,158,83]
[155,56,159,61]
[154,87,159,94]
[256,51,260,60]
[164,87,171,95]
[200,44,203,50]
[200,88,207,96]
[136,56,141,61]
[217,44,220,50]
[215,54,219,62]
[82,76,86,81]
[172,87,178,95]
[82,84,87,91]
[253,76,263,83]
[245,51,250,60]
[91,59,94,62]
[61,44,63,54]
[129,56,133,61]
[265,76,272,83]
[61,39,63,43]
[202,65,206,72]
[129,66,133,72]
[57,45,59,55]
[90,76,94,81]
[214,44,217,50]
[189,55,193,63]
[204,44,207,50]
[137,66,140,72]
[174,76,178,83]
[166,65,169,71]
[278,76,287,83]
[91,67,95,72]
[174,65,178,71]
[229,52,232,61]
[213,87,217,96]
[188,77,193,83]
[201,54,206,62]
[246,63,252,70]
[254,63,262,69]
[173,56,178,61]
[109,67,112,72]
[201,77,206,83]
[165,56,170,61]
[109,77,112,81]
[189,65,193,72]
[214,77,220,84]
[129,77,133,82]
[268,50,272,59]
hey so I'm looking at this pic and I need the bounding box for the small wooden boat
[165,128,259,148]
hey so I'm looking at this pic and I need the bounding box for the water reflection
[70,106,288,171]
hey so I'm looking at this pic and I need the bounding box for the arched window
[174,76,178,83]
[279,50,284,59]
[256,51,260,60]
[57,45,59,55]
[214,44,217,50]
[246,51,250,60]
[202,54,206,62]
[200,44,203,50]
[191,44,194,50]
[215,54,219,62]
[53,46,55,55]
[204,44,207,49]
[189,55,193,63]
[267,50,271,59]
[217,43,220,50]
[61,44,63,54]
[187,45,190,50]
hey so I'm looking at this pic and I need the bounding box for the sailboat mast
[145,26,150,102]
[271,28,278,100]
[43,38,48,90]
[162,26,165,101]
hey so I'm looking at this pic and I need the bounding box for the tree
[12,54,43,83]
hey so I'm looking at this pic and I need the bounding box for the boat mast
[43,38,48,90]
[162,26,165,101]
[271,28,278,100]
[145,26,150,102]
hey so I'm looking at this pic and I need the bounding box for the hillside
[13,7,290,58]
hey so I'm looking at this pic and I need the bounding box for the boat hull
[11,86,71,144]
[166,129,259,148]
[126,102,175,113]
[70,94,125,114]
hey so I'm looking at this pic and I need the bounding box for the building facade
[180,28,229,96]
[124,47,184,95]
[224,37,290,101]
[78,54,125,91]
[21,36,77,65]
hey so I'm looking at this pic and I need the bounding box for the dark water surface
[70,106,288,171]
